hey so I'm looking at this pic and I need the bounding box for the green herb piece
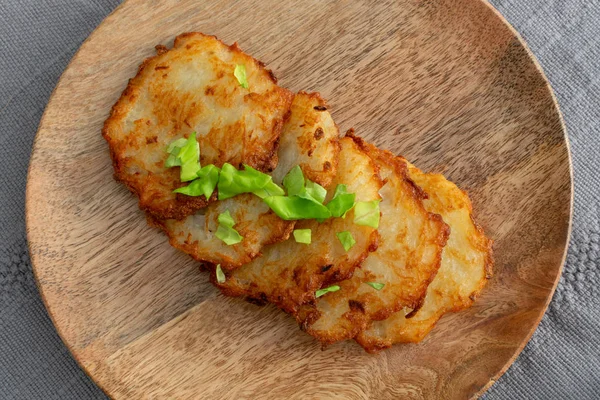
[336,231,356,251]
[366,282,385,291]
[164,138,188,168]
[283,166,305,197]
[234,64,249,89]
[353,200,381,228]
[215,210,243,245]
[315,285,341,298]
[218,163,272,200]
[216,264,226,283]
[178,132,201,182]
[167,138,188,153]
[293,229,311,244]
[263,196,331,220]
[252,180,285,199]
[303,180,327,204]
[326,184,356,218]
[173,164,220,199]
[283,166,327,204]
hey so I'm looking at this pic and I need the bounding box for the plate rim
[25,0,574,398]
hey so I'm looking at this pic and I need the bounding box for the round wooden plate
[26,0,572,398]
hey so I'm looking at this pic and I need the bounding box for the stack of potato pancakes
[103,33,493,353]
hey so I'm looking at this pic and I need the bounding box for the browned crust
[102,32,292,220]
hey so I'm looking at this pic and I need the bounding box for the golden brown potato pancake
[212,134,382,314]
[296,146,449,345]
[103,32,293,219]
[149,92,340,270]
[355,163,493,352]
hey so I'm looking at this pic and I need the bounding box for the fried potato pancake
[296,146,449,345]
[103,32,293,219]
[149,92,340,270]
[212,134,382,314]
[355,163,493,352]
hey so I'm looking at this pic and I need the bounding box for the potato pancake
[103,32,293,219]
[296,147,449,345]
[149,92,340,270]
[212,134,382,314]
[355,163,493,352]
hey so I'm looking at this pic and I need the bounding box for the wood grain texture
[25,0,572,398]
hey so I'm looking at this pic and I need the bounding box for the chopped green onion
[218,210,236,228]
[252,180,285,199]
[216,264,226,283]
[293,229,311,244]
[336,231,356,251]
[215,210,243,245]
[164,138,188,168]
[178,132,201,182]
[218,163,272,200]
[326,184,356,218]
[303,180,327,204]
[366,282,385,290]
[315,285,341,298]
[165,153,181,168]
[283,166,305,197]
[354,200,381,228]
[283,165,327,204]
[263,196,331,220]
[173,164,220,199]
[234,64,249,89]
[167,138,188,153]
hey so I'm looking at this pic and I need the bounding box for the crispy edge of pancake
[209,133,382,314]
[355,163,493,352]
[102,32,293,220]
[296,147,449,345]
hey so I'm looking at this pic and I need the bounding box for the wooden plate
[26,0,572,398]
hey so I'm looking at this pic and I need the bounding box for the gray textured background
[1,0,598,398]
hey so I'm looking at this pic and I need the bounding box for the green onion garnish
[353,200,381,228]
[293,229,311,244]
[173,164,220,199]
[218,163,273,200]
[315,285,341,298]
[326,184,356,218]
[216,264,226,283]
[164,138,188,168]
[282,166,327,204]
[234,64,249,89]
[252,180,285,199]
[366,282,385,291]
[303,180,327,204]
[177,132,202,182]
[215,210,243,245]
[336,231,356,251]
[283,165,305,197]
[263,196,331,220]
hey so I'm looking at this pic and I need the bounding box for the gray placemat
[1,0,598,398]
